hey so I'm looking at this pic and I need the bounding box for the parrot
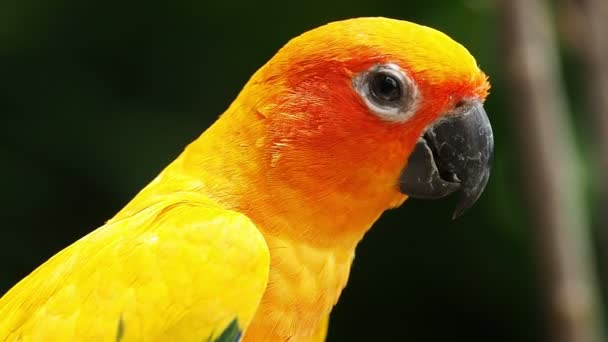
[0,17,493,341]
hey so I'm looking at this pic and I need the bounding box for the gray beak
[399,102,494,219]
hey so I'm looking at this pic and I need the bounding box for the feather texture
[0,17,489,342]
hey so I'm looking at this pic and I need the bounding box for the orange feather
[172,17,490,340]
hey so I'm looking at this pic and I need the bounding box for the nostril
[454,100,467,109]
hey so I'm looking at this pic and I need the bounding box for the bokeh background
[1,0,606,341]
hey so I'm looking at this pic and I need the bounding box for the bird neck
[114,99,406,340]
[171,101,406,250]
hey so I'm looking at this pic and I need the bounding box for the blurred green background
[1,0,604,341]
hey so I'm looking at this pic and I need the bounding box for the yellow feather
[0,190,269,341]
[1,17,488,342]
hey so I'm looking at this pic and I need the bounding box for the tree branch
[496,0,605,341]
[563,0,608,276]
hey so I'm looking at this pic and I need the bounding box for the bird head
[189,17,492,240]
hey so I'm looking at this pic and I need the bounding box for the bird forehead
[276,18,484,87]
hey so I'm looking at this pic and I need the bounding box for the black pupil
[370,72,402,103]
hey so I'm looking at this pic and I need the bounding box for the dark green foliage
[209,319,241,342]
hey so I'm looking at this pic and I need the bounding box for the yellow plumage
[0,17,489,341]
[0,188,269,341]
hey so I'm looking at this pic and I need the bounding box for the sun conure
[0,17,493,341]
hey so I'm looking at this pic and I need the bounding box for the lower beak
[399,101,494,219]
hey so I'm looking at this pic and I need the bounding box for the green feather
[208,318,242,342]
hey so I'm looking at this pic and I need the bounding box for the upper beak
[399,101,494,219]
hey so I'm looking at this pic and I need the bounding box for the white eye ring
[353,63,420,123]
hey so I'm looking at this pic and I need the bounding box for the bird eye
[353,63,419,122]
[369,72,402,105]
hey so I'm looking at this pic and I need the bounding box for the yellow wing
[0,193,269,341]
